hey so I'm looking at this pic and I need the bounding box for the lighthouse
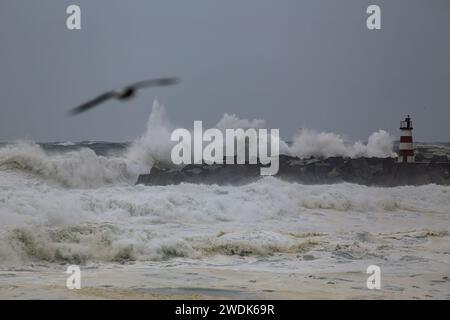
[398,115,415,163]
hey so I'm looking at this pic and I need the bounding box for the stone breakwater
[137,155,450,187]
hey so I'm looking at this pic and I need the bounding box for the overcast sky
[0,0,449,142]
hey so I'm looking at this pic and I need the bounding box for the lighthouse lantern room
[398,115,415,163]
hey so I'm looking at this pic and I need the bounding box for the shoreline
[1,262,449,300]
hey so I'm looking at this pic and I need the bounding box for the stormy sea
[0,100,449,299]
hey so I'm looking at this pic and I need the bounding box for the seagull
[69,77,179,115]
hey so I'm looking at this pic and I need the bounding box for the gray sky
[0,0,449,142]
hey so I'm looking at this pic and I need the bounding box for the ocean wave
[0,141,134,188]
[0,100,449,266]
[0,99,399,189]
[126,99,397,168]
[5,99,450,193]
[0,174,449,265]
[50,141,76,147]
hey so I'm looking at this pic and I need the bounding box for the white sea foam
[0,141,133,188]
[53,141,76,147]
[287,128,396,159]
[0,99,448,267]
[125,99,176,173]
[125,100,397,165]
[0,99,397,189]
[0,168,449,265]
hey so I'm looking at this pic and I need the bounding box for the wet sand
[1,261,449,299]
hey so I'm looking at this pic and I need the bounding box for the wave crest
[0,141,133,188]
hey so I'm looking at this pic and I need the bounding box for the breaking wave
[0,173,449,265]
[0,99,449,273]
[288,129,396,159]
[0,141,133,188]
[0,99,397,188]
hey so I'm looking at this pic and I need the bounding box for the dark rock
[136,156,450,187]
[430,155,449,163]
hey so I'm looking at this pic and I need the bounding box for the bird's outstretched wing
[69,77,179,116]
[128,77,179,90]
[69,91,119,115]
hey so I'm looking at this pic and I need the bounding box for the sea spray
[288,128,396,159]
[126,99,397,171]
[1,169,449,265]
[0,98,397,189]
[0,141,132,188]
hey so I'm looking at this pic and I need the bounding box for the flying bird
[69,77,179,115]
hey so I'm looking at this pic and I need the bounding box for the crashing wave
[0,141,133,188]
[0,99,398,188]
[0,175,449,265]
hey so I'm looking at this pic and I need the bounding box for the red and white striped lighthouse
[398,115,414,163]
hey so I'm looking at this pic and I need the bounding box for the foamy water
[0,101,449,298]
